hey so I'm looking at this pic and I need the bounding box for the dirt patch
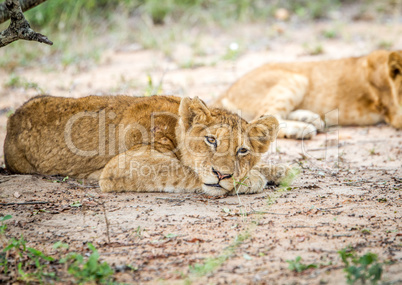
[0,125,401,284]
[0,16,402,285]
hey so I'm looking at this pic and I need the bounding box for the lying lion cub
[4,95,289,196]
[214,50,402,139]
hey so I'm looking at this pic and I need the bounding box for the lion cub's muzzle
[203,167,233,189]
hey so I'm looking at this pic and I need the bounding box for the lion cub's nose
[212,168,233,181]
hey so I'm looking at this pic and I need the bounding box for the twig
[332,234,353,238]
[233,210,288,216]
[108,207,121,212]
[99,242,138,249]
[287,225,319,229]
[40,174,100,188]
[101,202,111,244]
[156,197,189,202]
[173,199,188,206]
[66,181,100,188]
[0,175,26,183]
[392,177,402,183]
[307,145,343,152]
[317,205,343,211]
[0,201,52,206]
[0,0,53,47]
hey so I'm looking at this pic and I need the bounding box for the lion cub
[214,50,402,139]
[4,95,289,196]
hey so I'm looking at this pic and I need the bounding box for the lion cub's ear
[248,115,279,153]
[179,97,212,129]
[389,51,402,79]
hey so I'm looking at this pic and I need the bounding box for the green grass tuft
[189,231,251,277]
[338,247,383,285]
[3,74,42,91]
[287,256,318,273]
[279,166,300,189]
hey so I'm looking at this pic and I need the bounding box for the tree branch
[0,0,52,48]
[0,0,47,24]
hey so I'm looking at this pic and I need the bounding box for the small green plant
[4,74,22,88]
[2,234,56,283]
[165,233,178,239]
[0,215,12,235]
[0,252,7,275]
[6,109,14,117]
[179,60,206,69]
[70,201,82,207]
[3,235,27,256]
[323,29,337,39]
[53,241,69,250]
[303,43,324,55]
[222,42,241,61]
[338,247,383,285]
[266,195,275,206]
[190,255,226,276]
[221,207,231,213]
[142,0,174,24]
[4,74,42,91]
[286,256,318,273]
[1,217,115,283]
[33,208,49,215]
[135,226,143,239]
[143,74,163,96]
[51,176,69,183]
[264,166,299,215]
[233,176,249,219]
[190,231,251,277]
[0,215,12,274]
[290,0,339,19]
[18,247,56,283]
[60,243,114,284]
[377,40,393,50]
[280,166,300,188]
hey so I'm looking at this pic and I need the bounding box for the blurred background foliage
[22,0,400,28]
[0,0,401,70]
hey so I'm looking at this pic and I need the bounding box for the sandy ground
[0,14,402,285]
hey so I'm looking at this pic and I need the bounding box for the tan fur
[214,50,402,139]
[4,95,288,196]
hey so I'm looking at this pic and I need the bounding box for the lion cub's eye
[238,147,249,155]
[205,136,217,146]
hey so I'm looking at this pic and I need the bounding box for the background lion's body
[236,58,382,124]
[215,50,402,139]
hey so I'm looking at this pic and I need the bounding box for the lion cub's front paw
[391,113,402,129]
[257,164,291,186]
[287,109,325,132]
[278,120,317,140]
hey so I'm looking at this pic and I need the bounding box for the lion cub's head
[367,50,402,128]
[176,97,278,196]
